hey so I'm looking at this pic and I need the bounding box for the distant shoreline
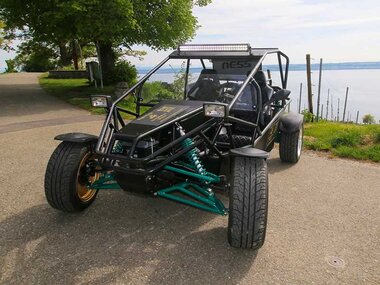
[2,61,380,74]
[137,61,380,74]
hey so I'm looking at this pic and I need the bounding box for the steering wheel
[217,82,240,103]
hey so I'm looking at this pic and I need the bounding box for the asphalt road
[0,73,379,285]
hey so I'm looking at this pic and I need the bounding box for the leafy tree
[0,20,5,47]
[14,40,58,71]
[5,59,16,72]
[0,0,212,83]
[362,114,375,125]
[0,20,12,49]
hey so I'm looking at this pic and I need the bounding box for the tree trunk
[98,41,116,85]
[58,42,71,67]
[72,40,79,70]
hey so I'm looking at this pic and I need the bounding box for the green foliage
[170,62,192,96]
[330,131,361,148]
[141,66,186,101]
[39,74,112,115]
[362,114,375,124]
[0,0,211,78]
[14,40,58,72]
[142,82,179,101]
[375,130,380,144]
[5,59,17,73]
[107,61,138,86]
[304,121,380,162]
[0,20,5,47]
[301,109,314,123]
[332,145,380,162]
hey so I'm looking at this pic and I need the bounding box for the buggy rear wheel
[228,157,268,249]
[44,142,99,212]
[279,125,304,163]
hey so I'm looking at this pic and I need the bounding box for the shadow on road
[0,82,83,120]
[0,192,256,284]
[267,157,296,175]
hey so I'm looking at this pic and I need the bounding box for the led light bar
[178,44,251,56]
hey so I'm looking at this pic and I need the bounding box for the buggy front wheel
[44,142,99,212]
[228,157,268,249]
[279,125,304,163]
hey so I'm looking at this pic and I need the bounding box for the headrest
[254,71,267,84]
[200,69,218,75]
[199,69,220,86]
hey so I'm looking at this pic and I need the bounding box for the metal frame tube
[96,57,170,153]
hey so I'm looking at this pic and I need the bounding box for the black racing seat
[187,69,220,101]
[254,71,273,105]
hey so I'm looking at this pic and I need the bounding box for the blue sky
[1,0,380,70]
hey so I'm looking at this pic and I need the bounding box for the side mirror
[267,89,291,105]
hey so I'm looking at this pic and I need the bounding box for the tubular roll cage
[95,47,290,174]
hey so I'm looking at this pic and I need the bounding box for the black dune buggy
[45,44,304,250]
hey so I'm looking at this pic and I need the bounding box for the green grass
[39,74,114,114]
[304,121,380,162]
[39,74,176,119]
[39,74,134,116]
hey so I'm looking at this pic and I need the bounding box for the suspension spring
[177,124,206,175]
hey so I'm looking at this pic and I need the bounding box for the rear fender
[54,133,98,144]
[279,112,304,134]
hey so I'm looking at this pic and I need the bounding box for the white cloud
[128,0,380,66]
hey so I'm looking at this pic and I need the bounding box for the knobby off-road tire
[228,157,268,250]
[45,142,99,212]
[279,125,304,163]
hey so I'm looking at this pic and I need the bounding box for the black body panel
[55,133,98,143]
[279,112,304,134]
[117,100,204,138]
[230,147,269,159]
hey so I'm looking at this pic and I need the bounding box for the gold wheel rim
[76,152,99,202]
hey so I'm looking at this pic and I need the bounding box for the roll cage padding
[279,112,304,134]
[54,133,99,143]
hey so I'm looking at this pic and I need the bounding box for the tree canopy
[362,114,375,125]
[0,0,211,81]
[0,0,211,48]
[0,20,7,48]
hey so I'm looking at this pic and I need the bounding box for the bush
[374,131,380,144]
[142,81,178,101]
[14,41,58,72]
[22,54,57,72]
[330,131,361,148]
[106,61,137,86]
[301,110,314,123]
[5,59,17,73]
[362,114,375,125]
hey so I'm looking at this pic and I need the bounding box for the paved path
[0,73,379,285]
[0,73,102,128]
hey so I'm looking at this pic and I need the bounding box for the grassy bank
[39,74,114,115]
[39,74,153,118]
[304,122,380,162]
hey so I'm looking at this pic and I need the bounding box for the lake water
[140,69,380,123]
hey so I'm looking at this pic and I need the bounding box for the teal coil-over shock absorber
[177,124,206,175]
[157,123,226,215]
